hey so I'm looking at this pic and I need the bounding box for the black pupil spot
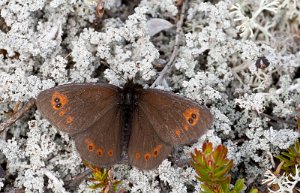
[188,118,194,124]
[191,113,197,119]
[154,151,158,155]
[88,145,93,150]
[98,151,102,155]
[54,97,62,108]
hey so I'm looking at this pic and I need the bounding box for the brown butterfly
[36,80,213,170]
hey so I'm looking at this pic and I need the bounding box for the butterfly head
[121,79,142,107]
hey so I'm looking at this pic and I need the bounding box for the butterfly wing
[37,83,123,167]
[136,89,213,145]
[128,108,173,170]
[36,83,121,135]
[73,106,123,167]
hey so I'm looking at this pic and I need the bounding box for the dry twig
[96,0,105,19]
[65,169,92,189]
[151,0,188,88]
[260,112,297,128]
[0,98,36,134]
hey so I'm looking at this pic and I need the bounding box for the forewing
[128,108,172,170]
[36,83,120,134]
[73,106,122,167]
[138,89,213,145]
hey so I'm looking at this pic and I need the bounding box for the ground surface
[0,0,299,192]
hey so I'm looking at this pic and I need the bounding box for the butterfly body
[36,81,213,170]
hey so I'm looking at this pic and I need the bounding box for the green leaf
[281,151,296,158]
[231,178,245,193]
[248,188,259,193]
[89,183,104,189]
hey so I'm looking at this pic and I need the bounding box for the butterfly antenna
[100,60,126,82]
[140,67,156,79]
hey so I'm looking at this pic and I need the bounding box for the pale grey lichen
[263,165,300,193]
[127,168,160,193]
[140,0,178,17]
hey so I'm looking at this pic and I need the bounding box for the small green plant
[276,139,300,175]
[191,142,248,193]
[85,162,122,193]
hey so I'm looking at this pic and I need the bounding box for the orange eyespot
[144,152,151,160]
[108,149,113,157]
[182,107,200,126]
[135,152,141,159]
[51,92,68,110]
[97,148,103,156]
[183,124,189,131]
[153,150,158,157]
[88,144,95,151]
[84,138,95,152]
[59,110,66,117]
[153,144,163,158]
[66,116,73,124]
[175,129,181,136]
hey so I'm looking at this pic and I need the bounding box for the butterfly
[36,80,213,170]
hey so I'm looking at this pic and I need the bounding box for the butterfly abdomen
[119,82,142,160]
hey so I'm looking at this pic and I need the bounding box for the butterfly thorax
[121,80,142,108]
